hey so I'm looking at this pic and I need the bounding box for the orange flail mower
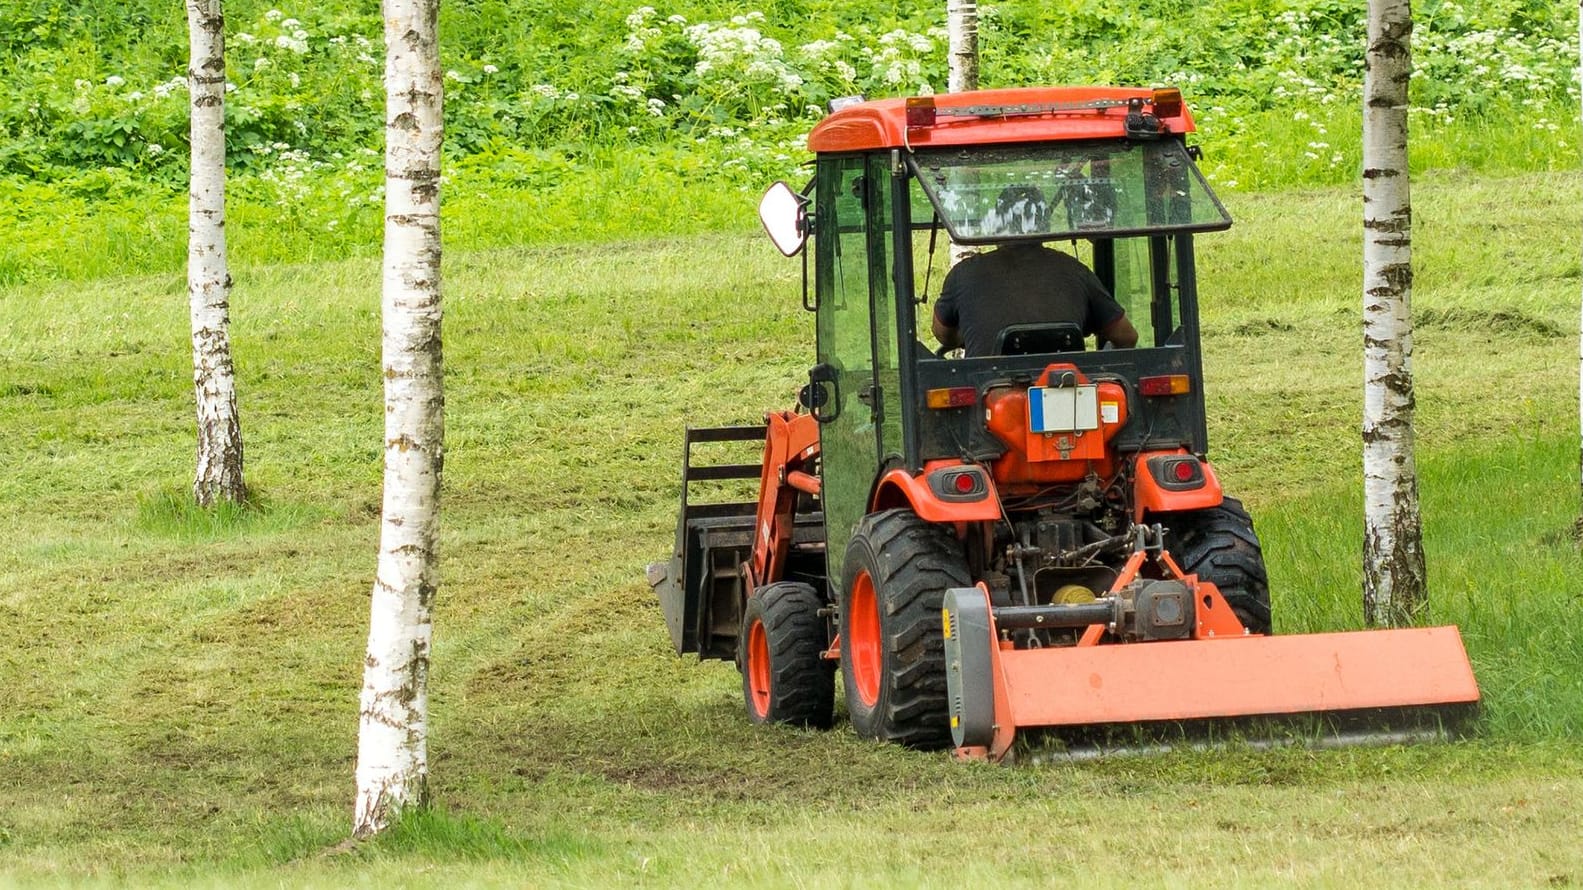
[648,87,1479,760]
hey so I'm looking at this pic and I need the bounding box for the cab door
[813,154,893,589]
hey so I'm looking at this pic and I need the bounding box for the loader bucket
[943,586,1480,762]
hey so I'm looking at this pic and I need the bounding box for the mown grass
[0,171,1580,886]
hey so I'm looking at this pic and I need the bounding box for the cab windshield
[907,140,1230,244]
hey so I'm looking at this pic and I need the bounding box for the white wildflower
[628,7,655,24]
[105,75,125,87]
[482,63,498,75]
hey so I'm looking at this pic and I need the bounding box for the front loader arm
[746,410,822,591]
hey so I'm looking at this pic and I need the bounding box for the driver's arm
[1098,313,1139,349]
[932,310,963,351]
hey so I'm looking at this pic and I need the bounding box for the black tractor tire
[840,509,972,749]
[1165,496,1272,634]
[739,581,835,729]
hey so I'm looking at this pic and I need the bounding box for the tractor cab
[761,87,1233,593]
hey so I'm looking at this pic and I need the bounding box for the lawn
[0,170,1580,887]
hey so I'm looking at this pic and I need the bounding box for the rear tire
[1165,496,1272,634]
[840,509,971,749]
[740,581,834,729]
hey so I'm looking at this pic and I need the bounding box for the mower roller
[648,86,1478,760]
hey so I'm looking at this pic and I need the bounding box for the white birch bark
[1576,0,1582,528]
[354,0,445,839]
[1362,0,1426,627]
[947,0,979,268]
[187,0,245,507]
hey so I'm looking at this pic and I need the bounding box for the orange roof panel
[807,86,1198,153]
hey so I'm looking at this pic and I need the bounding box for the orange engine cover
[983,365,1128,489]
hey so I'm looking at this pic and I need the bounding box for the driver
[932,185,1139,357]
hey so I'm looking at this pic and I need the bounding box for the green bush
[0,0,1574,283]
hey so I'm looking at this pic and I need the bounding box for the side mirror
[758,181,808,257]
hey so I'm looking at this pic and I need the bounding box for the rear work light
[926,386,977,409]
[1138,375,1191,397]
[1151,87,1183,118]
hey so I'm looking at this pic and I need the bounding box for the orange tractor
[648,87,1478,760]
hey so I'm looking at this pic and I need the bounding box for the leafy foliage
[0,0,1575,283]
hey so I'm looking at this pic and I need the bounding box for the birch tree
[1361,0,1425,626]
[1576,0,1582,531]
[947,0,979,268]
[354,0,445,839]
[186,0,246,507]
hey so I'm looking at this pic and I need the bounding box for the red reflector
[1172,460,1196,482]
[1139,375,1190,397]
[926,386,977,409]
[906,96,937,129]
[953,472,977,494]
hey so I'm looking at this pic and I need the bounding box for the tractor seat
[995,322,1084,356]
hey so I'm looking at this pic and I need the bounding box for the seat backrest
[995,322,1084,355]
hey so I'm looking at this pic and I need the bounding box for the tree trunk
[353,0,445,840]
[1576,0,1582,533]
[946,0,980,268]
[186,0,245,507]
[1361,0,1426,627]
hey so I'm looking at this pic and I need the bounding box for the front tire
[840,509,971,749]
[740,581,834,728]
[1166,496,1271,634]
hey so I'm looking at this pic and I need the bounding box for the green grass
[1,171,1581,886]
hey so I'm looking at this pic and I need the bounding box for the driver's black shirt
[934,244,1124,357]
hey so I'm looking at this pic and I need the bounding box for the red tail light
[926,386,977,409]
[1139,375,1191,397]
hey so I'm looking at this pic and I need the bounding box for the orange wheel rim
[746,616,771,717]
[848,569,881,707]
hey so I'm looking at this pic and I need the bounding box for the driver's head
[991,185,1049,235]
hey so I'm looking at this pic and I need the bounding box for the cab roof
[806,86,1197,154]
